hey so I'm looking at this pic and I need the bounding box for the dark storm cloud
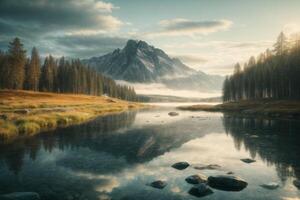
[0,0,124,58]
[0,0,122,32]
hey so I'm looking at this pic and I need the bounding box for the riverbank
[178,100,300,118]
[0,90,145,140]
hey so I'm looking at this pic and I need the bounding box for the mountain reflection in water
[0,108,299,200]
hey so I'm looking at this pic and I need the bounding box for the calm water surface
[0,105,300,200]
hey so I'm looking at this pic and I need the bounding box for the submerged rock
[293,180,300,189]
[241,158,256,163]
[227,171,234,175]
[172,162,190,170]
[0,192,40,200]
[149,180,167,189]
[185,174,208,184]
[207,175,248,191]
[260,182,279,190]
[168,112,179,116]
[188,183,213,198]
[194,164,221,170]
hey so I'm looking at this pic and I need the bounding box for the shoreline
[0,90,147,141]
[177,100,300,119]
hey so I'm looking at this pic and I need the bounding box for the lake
[0,105,300,200]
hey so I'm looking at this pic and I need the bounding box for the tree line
[0,38,137,101]
[223,32,300,102]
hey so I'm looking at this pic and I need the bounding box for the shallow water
[0,106,300,200]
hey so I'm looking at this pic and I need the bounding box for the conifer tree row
[0,38,137,101]
[223,32,300,102]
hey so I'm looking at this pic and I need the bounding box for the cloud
[162,40,273,74]
[0,0,123,34]
[283,23,300,35]
[147,19,233,37]
[49,34,128,58]
[172,54,208,65]
[116,80,221,98]
[0,0,125,57]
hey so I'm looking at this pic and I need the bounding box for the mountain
[84,40,224,91]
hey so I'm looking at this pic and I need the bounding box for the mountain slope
[84,40,224,91]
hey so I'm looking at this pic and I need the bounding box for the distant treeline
[223,32,300,102]
[0,38,137,101]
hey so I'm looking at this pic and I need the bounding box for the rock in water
[149,180,167,189]
[168,112,179,116]
[241,158,256,163]
[172,162,190,170]
[188,183,213,198]
[260,182,279,190]
[294,180,300,189]
[185,174,208,184]
[208,175,248,191]
[194,164,221,170]
[0,192,40,200]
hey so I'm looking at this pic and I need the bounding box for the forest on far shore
[223,32,300,102]
[0,38,137,101]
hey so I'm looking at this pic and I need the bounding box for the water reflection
[0,109,299,200]
[223,115,300,181]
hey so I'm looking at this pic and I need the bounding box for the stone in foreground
[207,175,248,191]
[149,180,167,189]
[0,192,40,200]
[188,183,213,198]
[241,158,256,163]
[172,162,190,170]
[260,182,279,190]
[168,112,179,116]
[294,180,300,189]
[185,174,208,184]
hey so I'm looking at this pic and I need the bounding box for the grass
[0,90,146,140]
[178,99,300,118]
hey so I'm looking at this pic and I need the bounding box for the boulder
[227,171,234,175]
[149,180,167,189]
[293,180,300,189]
[168,112,179,116]
[188,183,213,198]
[0,192,40,200]
[207,175,248,191]
[172,162,189,170]
[194,164,221,170]
[240,158,256,163]
[260,182,279,190]
[185,174,207,184]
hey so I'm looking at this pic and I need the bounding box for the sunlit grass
[0,90,145,140]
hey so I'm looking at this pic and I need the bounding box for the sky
[1,0,300,75]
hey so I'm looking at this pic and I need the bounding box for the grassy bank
[178,100,300,118]
[0,90,145,140]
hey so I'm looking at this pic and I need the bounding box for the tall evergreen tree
[25,47,41,91]
[273,32,288,56]
[7,38,26,89]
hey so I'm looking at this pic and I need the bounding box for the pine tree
[7,38,26,89]
[25,47,41,91]
[273,32,288,56]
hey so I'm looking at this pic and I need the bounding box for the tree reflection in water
[223,114,300,181]
[0,111,137,175]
